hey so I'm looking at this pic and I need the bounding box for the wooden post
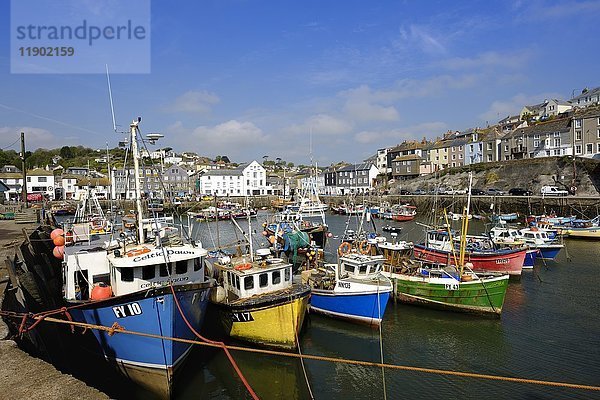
[20,132,27,206]
[5,256,19,287]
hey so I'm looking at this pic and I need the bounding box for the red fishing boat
[391,204,417,222]
[413,230,525,276]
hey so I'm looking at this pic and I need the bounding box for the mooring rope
[2,311,599,393]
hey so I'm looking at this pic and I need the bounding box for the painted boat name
[232,312,254,322]
[338,281,351,289]
[133,249,195,262]
[112,302,143,318]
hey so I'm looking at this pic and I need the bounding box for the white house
[196,169,244,196]
[0,172,23,201]
[60,174,79,200]
[196,160,272,196]
[238,161,272,195]
[27,169,55,200]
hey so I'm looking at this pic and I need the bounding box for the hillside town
[1,87,599,202]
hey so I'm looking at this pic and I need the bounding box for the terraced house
[500,118,572,160]
[572,107,600,158]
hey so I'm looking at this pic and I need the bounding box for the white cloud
[0,127,59,150]
[284,114,353,136]
[341,85,400,122]
[164,91,220,114]
[394,25,447,56]
[166,120,268,160]
[437,50,532,70]
[353,122,447,145]
[478,92,564,122]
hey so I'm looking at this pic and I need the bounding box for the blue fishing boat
[61,118,215,397]
[304,253,392,325]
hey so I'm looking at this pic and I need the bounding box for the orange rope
[2,310,599,393]
[168,285,260,400]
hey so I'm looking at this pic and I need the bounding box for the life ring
[570,186,577,192]
[357,240,371,255]
[338,242,352,256]
[65,230,74,246]
[234,263,252,271]
[126,247,151,257]
[91,218,105,230]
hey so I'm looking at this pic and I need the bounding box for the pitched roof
[570,86,600,102]
[337,163,374,172]
[202,169,243,176]
[505,118,571,138]
[28,168,53,176]
[392,154,421,161]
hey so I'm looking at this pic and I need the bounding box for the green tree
[60,146,73,159]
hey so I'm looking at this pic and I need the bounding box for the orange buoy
[53,245,65,259]
[53,234,65,246]
[50,228,64,241]
[91,283,113,300]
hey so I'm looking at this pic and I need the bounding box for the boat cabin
[338,253,385,279]
[222,259,293,301]
[64,245,208,300]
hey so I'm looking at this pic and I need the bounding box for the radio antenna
[106,64,117,132]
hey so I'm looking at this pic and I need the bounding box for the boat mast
[458,172,473,274]
[130,118,145,243]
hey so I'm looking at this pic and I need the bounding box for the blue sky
[1,0,600,165]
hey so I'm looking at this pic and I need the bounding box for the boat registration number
[112,302,143,318]
[232,312,254,322]
[444,283,459,290]
[338,281,351,289]
[495,258,509,264]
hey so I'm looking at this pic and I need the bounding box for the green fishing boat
[383,263,509,315]
[382,171,510,316]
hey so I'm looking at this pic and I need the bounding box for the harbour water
[48,210,597,399]
[140,211,600,400]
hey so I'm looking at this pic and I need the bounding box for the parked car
[412,189,427,195]
[454,188,467,195]
[470,188,486,195]
[508,188,533,196]
[486,188,505,196]
[541,186,569,196]
[399,189,411,195]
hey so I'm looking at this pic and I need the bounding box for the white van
[541,186,569,196]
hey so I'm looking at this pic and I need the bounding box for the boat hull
[391,215,415,222]
[386,273,509,315]
[523,249,538,268]
[215,285,310,349]
[69,283,212,398]
[563,227,600,239]
[310,289,391,325]
[413,245,525,276]
[536,245,563,260]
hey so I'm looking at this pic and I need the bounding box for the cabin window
[359,264,368,274]
[159,263,172,277]
[259,273,268,288]
[92,273,110,284]
[284,268,290,281]
[142,265,155,280]
[235,274,240,290]
[176,260,188,274]
[121,268,134,282]
[194,258,202,271]
[344,264,355,274]
[244,276,254,290]
[272,270,281,285]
